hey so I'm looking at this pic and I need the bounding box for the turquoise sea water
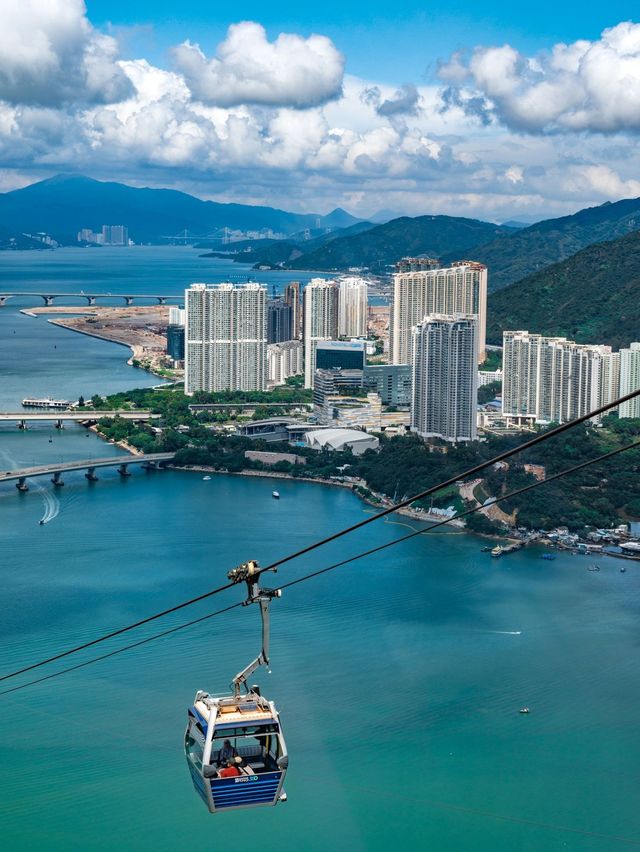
[0,249,639,850]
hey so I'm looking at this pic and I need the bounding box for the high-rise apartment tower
[184,283,267,394]
[391,261,487,365]
[502,330,620,424]
[303,279,338,388]
[337,277,368,338]
[284,281,302,339]
[619,342,640,418]
[411,314,478,443]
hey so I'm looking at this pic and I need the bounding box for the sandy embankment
[21,305,180,377]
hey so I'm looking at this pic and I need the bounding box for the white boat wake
[488,630,522,635]
[0,448,60,524]
[35,482,60,524]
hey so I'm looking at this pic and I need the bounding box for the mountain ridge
[277,214,515,271]
[0,174,366,245]
[488,229,640,349]
[445,196,640,291]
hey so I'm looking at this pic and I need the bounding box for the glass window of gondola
[209,724,283,773]
[185,722,205,771]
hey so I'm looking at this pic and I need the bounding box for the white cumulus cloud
[0,0,132,106]
[173,21,344,109]
[438,21,640,133]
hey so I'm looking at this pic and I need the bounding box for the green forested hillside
[452,196,640,291]
[281,214,512,271]
[488,230,640,348]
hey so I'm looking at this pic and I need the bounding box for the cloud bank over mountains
[2,1,640,220]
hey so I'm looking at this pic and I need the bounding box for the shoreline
[168,464,470,532]
[46,318,147,367]
[19,307,172,380]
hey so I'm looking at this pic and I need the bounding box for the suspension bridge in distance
[0,453,176,492]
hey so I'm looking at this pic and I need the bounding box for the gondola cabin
[185,689,288,812]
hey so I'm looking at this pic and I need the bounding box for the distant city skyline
[2,3,640,222]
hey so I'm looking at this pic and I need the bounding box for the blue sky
[2,1,640,221]
[88,0,640,80]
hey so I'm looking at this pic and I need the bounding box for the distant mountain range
[232,215,515,272]
[488,229,640,349]
[220,195,640,294]
[0,174,364,246]
[5,175,640,356]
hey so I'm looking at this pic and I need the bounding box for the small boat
[540,553,555,561]
[519,707,530,714]
[588,564,600,572]
[38,520,44,525]
[491,546,503,558]
[620,565,627,573]
[480,546,492,552]
[202,475,211,481]
[272,490,280,499]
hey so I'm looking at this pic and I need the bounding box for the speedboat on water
[202,475,211,481]
[519,707,530,714]
[272,491,280,499]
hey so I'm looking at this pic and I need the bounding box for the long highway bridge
[0,453,176,491]
[0,292,183,307]
[0,410,160,428]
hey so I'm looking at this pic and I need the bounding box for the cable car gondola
[184,560,289,813]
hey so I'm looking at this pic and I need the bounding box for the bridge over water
[0,292,183,307]
[0,410,160,429]
[0,453,175,491]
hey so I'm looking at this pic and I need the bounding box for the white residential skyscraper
[619,342,640,418]
[184,283,267,394]
[169,307,186,326]
[267,341,304,387]
[338,276,368,338]
[303,279,338,388]
[502,330,620,424]
[411,314,478,443]
[391,261,487,365]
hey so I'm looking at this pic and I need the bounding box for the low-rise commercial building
[363,364,412,406]
[305,428,379,455]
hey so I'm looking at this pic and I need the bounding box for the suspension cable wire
[258,386,640,575]
[2,437,638,698]
[276,438,640,592]
[0,602,243,698]
[0,578,238,685]
[1,386,638,687]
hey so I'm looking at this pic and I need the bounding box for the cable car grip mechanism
[227,560,282,696]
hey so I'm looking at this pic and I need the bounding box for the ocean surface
[0,248,639,850]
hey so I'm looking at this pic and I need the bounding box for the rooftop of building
[306,427,376,447]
